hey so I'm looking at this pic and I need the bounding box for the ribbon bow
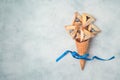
[56,50,115,62]
[65,12,101,41]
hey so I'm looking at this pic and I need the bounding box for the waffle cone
[75,39,89,70]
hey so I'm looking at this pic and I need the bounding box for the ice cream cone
[75,39,89,70]
[65,12,100,70]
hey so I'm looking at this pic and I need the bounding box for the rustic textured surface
[0,0,120,80]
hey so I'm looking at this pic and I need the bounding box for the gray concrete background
[0,0,120,80]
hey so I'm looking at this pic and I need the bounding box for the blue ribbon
[56,50,115,62]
